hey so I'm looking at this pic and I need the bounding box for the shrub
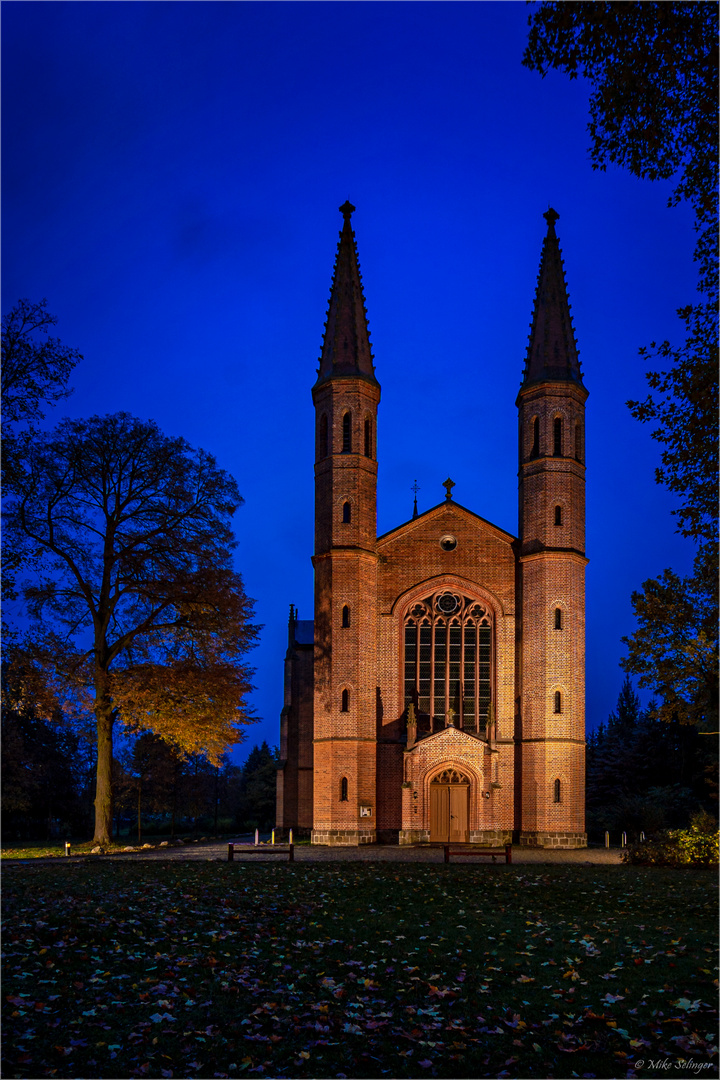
[623,810,719,866]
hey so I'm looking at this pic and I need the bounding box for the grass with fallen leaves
[2,861,717,1079]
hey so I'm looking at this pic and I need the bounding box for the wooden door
[430,784,450,842]
[449,785,469,843]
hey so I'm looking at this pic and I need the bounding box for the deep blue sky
[3,2,697,762]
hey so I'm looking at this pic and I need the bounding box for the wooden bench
[444,844,512,864]
[227,843,294,863]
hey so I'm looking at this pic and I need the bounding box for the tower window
[342,412,352,453]
[554,608,563,630]
[553,417,563,457]
[575,421,582,462]
[341,689,349,712]
[340,776,348,801]
[342,605,350,628]
[553,778,561,803]
[554,505,563,527]
[342,501,351,524]
[554,690,562,714]
[364,417,372,458]
[530,416,539,458]
[319,414,328,459]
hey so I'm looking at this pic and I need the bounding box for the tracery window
[404,591,493,735]
[430,769,470,785]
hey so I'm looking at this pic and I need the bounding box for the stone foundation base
[399,829,430,845]
[311,829,376,846]
[400,829,512,846]
[469,830,512,846]
[519,831,587,849]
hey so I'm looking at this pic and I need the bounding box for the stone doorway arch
[429,768,470,843]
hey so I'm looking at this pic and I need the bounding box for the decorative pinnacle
[411,479,420,519]
[443,477,455,501]
[543,207,559,229]
[339,200,356,220]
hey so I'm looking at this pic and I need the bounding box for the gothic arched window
[342,412,352,453]
[342,501,351,524]
[554,690,562,714]
[553,417,563,457]
[554,505,563,527]
[340,777,348,801]
[554,607,563,630]
[553,778,561,803]
[364,417,372,458]
[319,414,328,459]
[531,416,539,458]
[403,592,493,735]
[342,605,350,628]
[341,689,349,712]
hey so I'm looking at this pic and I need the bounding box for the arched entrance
[429,768,470,843]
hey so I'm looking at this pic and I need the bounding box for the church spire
[521,208,584,388]
[316,202,378,387]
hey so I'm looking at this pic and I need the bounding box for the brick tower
[516,208,588,848]
[311,201,381,844]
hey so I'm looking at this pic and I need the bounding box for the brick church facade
[276,203,588,848]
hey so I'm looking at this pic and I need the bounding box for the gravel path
[88,841,624,865]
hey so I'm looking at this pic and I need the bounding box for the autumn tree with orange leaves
[5,412,258,845]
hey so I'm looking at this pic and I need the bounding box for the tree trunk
[93,702,114,845]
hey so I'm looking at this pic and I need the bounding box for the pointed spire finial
[411,479,420,519]
[443,477,455,501]
[520,208,584,389]
[315,203,378,387]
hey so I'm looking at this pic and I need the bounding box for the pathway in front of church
[102,842,624,865]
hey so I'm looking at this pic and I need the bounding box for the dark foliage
[233,741,280,832]
[586,676,716,841]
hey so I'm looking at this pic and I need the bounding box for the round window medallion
[436,592,459,614]
[439,534,457,552]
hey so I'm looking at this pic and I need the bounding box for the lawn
[2,861,717,1079]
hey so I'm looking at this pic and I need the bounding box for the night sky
[3,2,697,762]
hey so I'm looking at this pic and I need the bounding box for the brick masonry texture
[276,217,587,848]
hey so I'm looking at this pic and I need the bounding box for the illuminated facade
[276,203,587,848]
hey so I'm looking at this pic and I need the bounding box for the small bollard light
[289,829,293,846]
[605,831,609,849]
[640,831,645,842]
[271,829,275,845]
[622,831,627,848]
[254,829,259,847]
[64,842,71,857]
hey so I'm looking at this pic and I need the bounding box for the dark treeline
[2,673,278,842]
[586,676,717,842]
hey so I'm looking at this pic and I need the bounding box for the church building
[276,203,588,848]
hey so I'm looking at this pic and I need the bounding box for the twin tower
[277,203,588,847]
